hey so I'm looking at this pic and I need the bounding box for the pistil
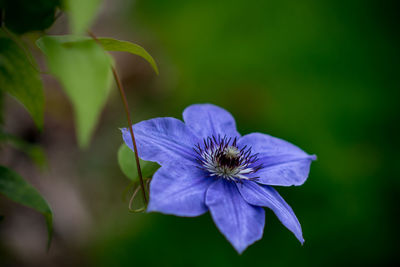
[193,135,262,182]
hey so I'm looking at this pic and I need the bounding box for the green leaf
[97,38,159,75]
[0,30,44,129]
[36,36,112,148]
[64,0,102,35]
[118,143,159,181]
[0,130,47,168]
[0,165,53,249]
[36,35,159,75]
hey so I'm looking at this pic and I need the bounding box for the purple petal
[238,181,304,244]
[183,104,241,139]
[122,117,199,165]
[206,179,265,253]
[147,163,213,216]
[238,133,316,186]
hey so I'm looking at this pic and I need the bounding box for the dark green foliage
[0,130,47,168]
[0,30,44,129]
[0,166,52,248]
[0,0,60,34]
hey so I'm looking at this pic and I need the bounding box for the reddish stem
[88,31,147,205]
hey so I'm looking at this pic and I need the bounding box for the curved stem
[128,183,146,213]
[88,31,147,205]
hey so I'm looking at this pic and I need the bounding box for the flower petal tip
[235,246,247,255]
[232,235,263,254]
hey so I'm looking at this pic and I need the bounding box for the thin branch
[111,67,148,204]
[88,31,148,205]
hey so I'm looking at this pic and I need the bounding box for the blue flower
[122,104,316,253]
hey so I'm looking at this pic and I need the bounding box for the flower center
[193,136,262,182]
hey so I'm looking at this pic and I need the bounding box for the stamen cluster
[193,136,262,182]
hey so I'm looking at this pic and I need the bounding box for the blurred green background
[1,0,399,266]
